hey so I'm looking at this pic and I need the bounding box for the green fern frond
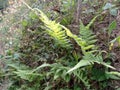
[66,16,115,73]
[8,63,51,82]
[13,70,42,82]
[73,70,90,89]
[79,16,99,53]
[80,21,97,45]
[61,15,98,54]
[67,53,115,73]
[62,25,95,54]
[34,8,72,49]
[106,71,120,77]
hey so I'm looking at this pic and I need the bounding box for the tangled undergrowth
[0,0,120,90]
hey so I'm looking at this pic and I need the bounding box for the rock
[0,0,9,9]
[0,0,9,14]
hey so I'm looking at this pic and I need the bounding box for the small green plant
[110,36,120,50]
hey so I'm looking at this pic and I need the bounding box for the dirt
[0,0,22,90]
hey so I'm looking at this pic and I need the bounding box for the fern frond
[106,71,120,77]
[80,21,97,45]
[8,63,51,82]
[61,16,98,54]
[34,8,72,49]
[67,53,115,73]
[13,70,42,82]
[62,25,95,54]
[73,70,90,89]
[79,17,99,54]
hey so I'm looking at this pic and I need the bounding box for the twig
[21,0,34,11]
[76,0,82,24]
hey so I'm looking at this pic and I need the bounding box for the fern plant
[34,8,72,49]
[31,9,117,89]
[73,69,90,89]
[11,2,120,90]
[67,53,115,73]
[62,15,99,54]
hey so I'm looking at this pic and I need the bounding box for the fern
[73,70,90,89]
[60,16,115,73]
[20,2,119,89]
[107,71,120,77]
[22,0,72,49]
[60,16,98,54]
[67,53,115,73]
[13,70,42,82]
[79,21,97,48]
[34,8,72,49]
[8,63,51,82]
[61,25,86,53]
